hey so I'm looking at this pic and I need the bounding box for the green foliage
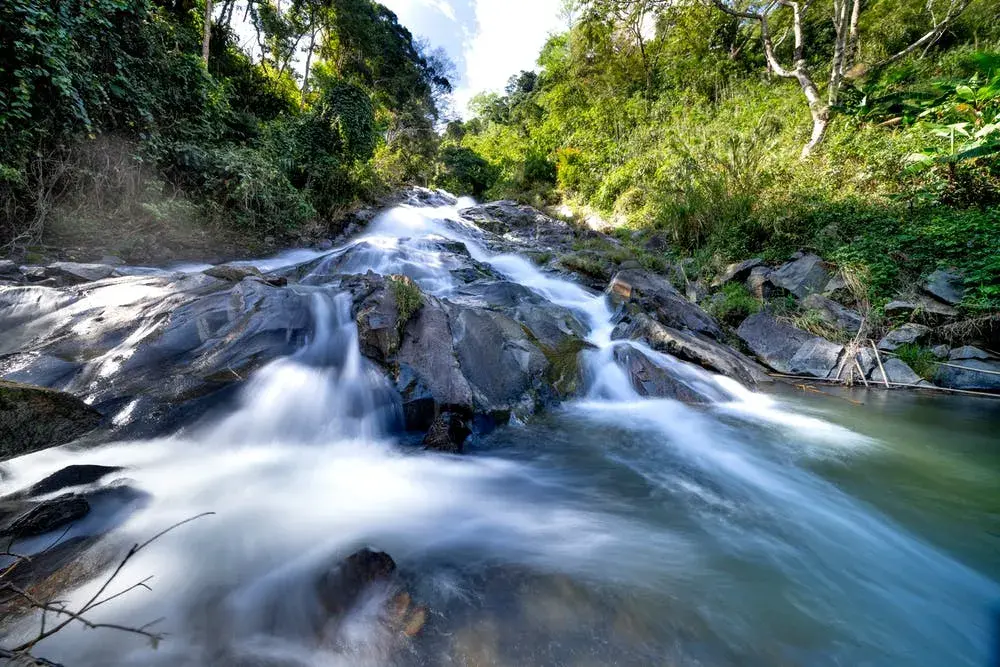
[434,146,496,197]
[390,275,422,325]
[708,283,761,327]
[893,344,937,380]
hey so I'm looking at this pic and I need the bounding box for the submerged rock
[0,380,102,461]
[422,411,472,453]
[612,345,713,403]
[736,312,843,377]
[877,323,931,352]
[768,254,831,299]
[19,464,125,498]
[317,548,397,617]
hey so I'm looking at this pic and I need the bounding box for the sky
[379,0,568,117]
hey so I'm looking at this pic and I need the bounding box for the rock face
[608,269,723,339]
[877,323,932,352]
[736,312,843,377]
[0,381,102,461]
[871,358,924,386]
[612,345,714,403]
[768,254,831,299]
[460,201,579,255]
[921,269,965,305]
[802,293,864,334]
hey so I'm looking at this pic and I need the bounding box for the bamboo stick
[870,341,890,388]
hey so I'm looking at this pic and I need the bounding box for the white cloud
[453,0,565,117]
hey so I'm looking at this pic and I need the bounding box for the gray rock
[922,269,965,306]
[822,273,854,304]
[460,201,577,255]
[802,293,864,334]
[47,262,116,284]
[99,255,126,267]
[884,296,957,321]
[768,254,831,299]
[203,263,262,282]
[877,323,932,352]
[21,265,48,282]
[607,269,723,339]
[0,381,102,461]
[612,345,716,403]
[422,412,471,453]
[0,259,18,276]
[934,359,1000,391]
[745,265,777,299]
[949,345,990,361]
[870,358,923,386]
[612,314,770,387]
[685,280,708,304]
[736,312,843,378]
[20,465,125,498]
[712,258,763,288]
[931,345,951,360]
[315,239,334,251]
[1,493,90,538]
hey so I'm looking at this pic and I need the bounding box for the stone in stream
[870,358,927,387]
[203,263,262,282]
[19,464,125,498]
[422,411,472,453]
[612,345,714,403]
[801,293,864,334]
[46,261,117,284]
[1,493,90,539]
[317,548,397,617]
[877,323,932,352]
[934,359,1000,391]
[612,313,770,387]
[607,269,723,339]
[736,312,843,378]
[0,380,102,461]
[921,269,965,306]
[768,253,831,299]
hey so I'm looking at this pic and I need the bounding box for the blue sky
[380,0,568,117]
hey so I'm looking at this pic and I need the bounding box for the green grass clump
[390,276,423,326]
[708,283,761,327]
[893,344,938,380]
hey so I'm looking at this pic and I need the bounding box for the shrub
[390,276,423,326]
[708,283,761,327]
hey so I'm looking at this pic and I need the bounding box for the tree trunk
[201,0,213,65]
[802,106,830,159]
[302,27,318,95]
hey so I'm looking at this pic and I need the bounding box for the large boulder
[870,358,925,386]
[877,323,931,352]
[0,381,102,461]
[712,258,763,288]
[736,312,843,377]
[934,359,1000,391]
[459,201,578,254]
[608,269,723,339]
[768,254,831,299]
[921,269,965,306]
[47,262,117,284]
[611,345,715,403]
[801,293,864,334]
[612,313,770,387]
[884,296,957,321]
[0,493,90,539]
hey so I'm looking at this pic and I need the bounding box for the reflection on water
[1,199,998,667]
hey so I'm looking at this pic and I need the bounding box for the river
[2,197,998,666]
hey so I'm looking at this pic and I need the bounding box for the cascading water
[1,197,998,667]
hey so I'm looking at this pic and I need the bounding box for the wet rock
[0,259,19,277]
[460,201,577,255]
[203,263,262,282]
[884,296,957,321]
[405,186,456,207]
[21,265,48,282]
[768,254,831,299]
[801,293,864,334]
[870,358,925,386]
[422,412,471,453]
[612,313,770,386]
[47,261,116,284]
[315,239,334,251]
[21,465,125,498]
[949,345,990,361]
[934,359,1000,391]
[612,345,713,403]
[711,258,763,288]
[736,312,843,377]
[0,381,102,461]
[355,276,408,365]
[745,265,777,299]
[877,323,932,352]
[1,493,90,539]
[931,344,951,360]
[317,548,397,617]
[607,269,722,339]
[921,269,965,306]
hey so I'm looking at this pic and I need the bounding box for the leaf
[955,85,975,101]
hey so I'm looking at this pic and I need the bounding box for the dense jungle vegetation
[438,0,1000,311]
[0,0,450,255]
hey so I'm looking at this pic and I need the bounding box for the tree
[706,0,976,157]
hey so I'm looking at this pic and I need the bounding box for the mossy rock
[0,381,102,462]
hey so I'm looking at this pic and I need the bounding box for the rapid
[1,196,998,667]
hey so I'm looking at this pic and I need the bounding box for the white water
[2,199,998,666]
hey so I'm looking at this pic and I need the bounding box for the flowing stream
[2,198,999,666]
